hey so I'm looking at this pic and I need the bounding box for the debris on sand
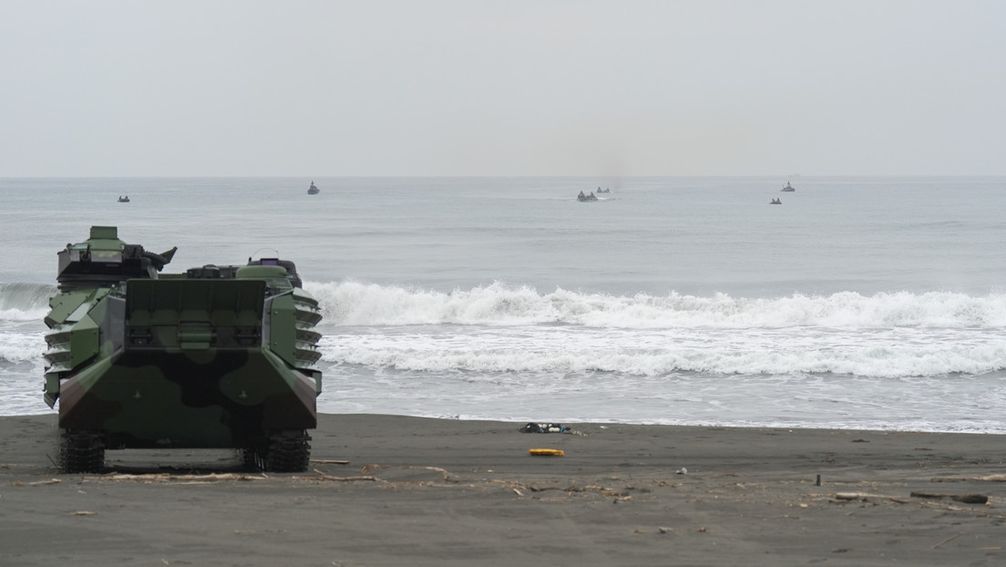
[910,491,989,505]
[311,470,377,482]
[12,478,62,487]
[931,474,1006,483]
[528,448,565,457]
[832,492,909,504]
[520,423,571,434]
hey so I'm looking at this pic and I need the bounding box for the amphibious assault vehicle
[43,226,323,473]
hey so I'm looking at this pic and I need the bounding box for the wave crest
[304,281,1006,328]
[0,283,54,321]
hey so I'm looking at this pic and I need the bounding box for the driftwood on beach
[910,491,990,504]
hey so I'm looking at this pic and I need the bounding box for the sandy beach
[1,414,1004,566]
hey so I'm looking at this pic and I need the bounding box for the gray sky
[1,0,1003,176]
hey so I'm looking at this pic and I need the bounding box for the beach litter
[520,423,570,433]
[528,448,565,457]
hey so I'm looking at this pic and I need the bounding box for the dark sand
[1,414,1004,566]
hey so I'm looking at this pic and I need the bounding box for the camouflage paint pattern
[43,226,322,451]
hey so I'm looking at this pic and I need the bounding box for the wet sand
[1,414,1004,566]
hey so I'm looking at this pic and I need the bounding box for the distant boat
[780,181,795,192]
[596,187,611,194]
[577,191,598,202]
[117,195,130,203]
[770,198,782,205]
[307,181,320,195]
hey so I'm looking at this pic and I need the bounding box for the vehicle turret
[56,226,177,291]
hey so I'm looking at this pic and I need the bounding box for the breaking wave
[304,281,1006,329]
[0,283,54,321]
[11,279,1002,329]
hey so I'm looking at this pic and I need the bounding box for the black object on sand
[520,423,570,433]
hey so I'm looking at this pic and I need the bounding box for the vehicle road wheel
[59,430,105,474]
[264,430,311,472]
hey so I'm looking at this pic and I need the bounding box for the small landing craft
[577,190,598,202]
[307,181,319,195]
[117,196,130,203]
[781,181,795,192]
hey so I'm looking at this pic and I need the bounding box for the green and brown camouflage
[43,226,323,473]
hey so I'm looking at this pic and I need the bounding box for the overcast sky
[1,0,1003,176]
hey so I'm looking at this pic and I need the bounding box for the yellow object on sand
[528,448,565,457]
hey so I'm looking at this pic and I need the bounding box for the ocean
[2,176,1004,432]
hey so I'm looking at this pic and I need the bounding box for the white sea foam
[0,283,53,322]
[316,325,1006,379]
[305,281,1006,329]
[0,333,45,364]
[304,282,1006,378]
[0,308,47,322]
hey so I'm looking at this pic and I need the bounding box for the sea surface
[2,177,1005,432]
